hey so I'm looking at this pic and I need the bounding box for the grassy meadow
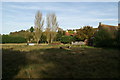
[2,44,120,78]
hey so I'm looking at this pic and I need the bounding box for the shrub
[39,33,47,43]
[0,35,2,43]
[94,29,115,47]
[56,33,62,41]
[76,26,95,41]
[115,27,120,48]
[2,35,27,43]
[60,36,74,44]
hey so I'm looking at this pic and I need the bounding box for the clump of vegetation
[61,36,74,44]
[75,26,96,41]
[0,34,2,43]
[56,28,64,41]
[39,33,47,43]
[116,26,120,48]
[94,29,116,47]
[2,35,26,43]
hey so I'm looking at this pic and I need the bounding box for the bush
[60,36,74,44]
[76,26,95,41]
[94,29,115,47]
[39,33,47,43]
[0,35,2,43]
[2,35,27,43]
[116,27,120,48]
[56,33,62,41]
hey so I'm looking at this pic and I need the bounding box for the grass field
[2,44,120,79]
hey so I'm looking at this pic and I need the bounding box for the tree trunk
[51,39,53,43]
[37,39,39,45]
[47,39,49,44]
[27,40,29,45]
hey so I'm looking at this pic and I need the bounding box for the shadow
[29,48,120,78]
[2,47,120,79]
[2,48,27,79]
[28,48,95,78]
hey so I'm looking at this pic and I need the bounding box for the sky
[1,0,120,2]
[1,2,118,34]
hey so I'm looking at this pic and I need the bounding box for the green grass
[2,44,120,79]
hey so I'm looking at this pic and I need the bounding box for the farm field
[2,44,120,79]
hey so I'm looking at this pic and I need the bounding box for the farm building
[97,22,118,38]
[65,29,77,36]
[98,22,118,31]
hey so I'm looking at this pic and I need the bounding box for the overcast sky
[1,2,118,34]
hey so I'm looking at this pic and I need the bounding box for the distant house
[88,22,118,46]
[65,29,77,36]
[98,22,118,31]
[97,22,118,38]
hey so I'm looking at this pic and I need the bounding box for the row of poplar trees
[34,11,58,44]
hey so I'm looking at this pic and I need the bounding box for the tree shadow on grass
[2,48,27,79]
[28,48,96,78]
[2,47,120,79]
[29,48,120,78]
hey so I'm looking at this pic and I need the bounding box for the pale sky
[1,2,118,34]
[1,0,119,2]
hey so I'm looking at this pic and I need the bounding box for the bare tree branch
[34,11,44,44]
[45,13,58,43]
